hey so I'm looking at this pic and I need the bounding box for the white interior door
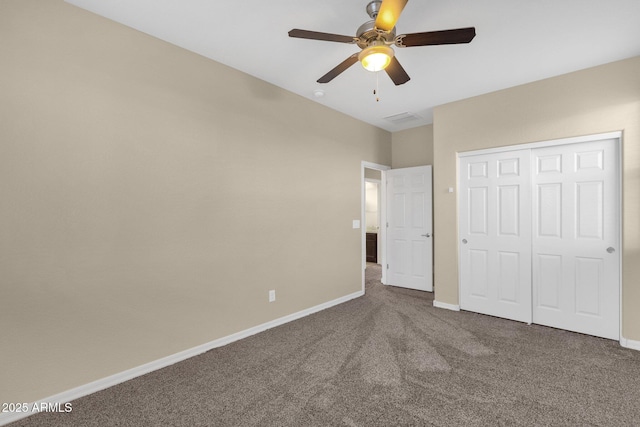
[532,139,620,340]
[459,150,532,323]
[386,166,433,292]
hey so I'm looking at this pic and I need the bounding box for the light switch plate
[448,187,454,193]
[352,220,360,229]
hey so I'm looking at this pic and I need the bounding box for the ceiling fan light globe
[361,53,391,71]
[358,45,394,72]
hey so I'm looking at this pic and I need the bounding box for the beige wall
[0,0,391,403]
[391,124,433,168]
[364,168,382,180]
[433,56,640,341]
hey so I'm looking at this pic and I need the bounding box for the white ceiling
[65,0,640,132]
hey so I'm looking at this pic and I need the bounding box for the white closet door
[459,150,532,322]
[387,166,433,292]
[532,139,620,340]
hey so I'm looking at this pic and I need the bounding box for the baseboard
[0,290,364,427]
[433,300,460,311]
[620,336,640,351]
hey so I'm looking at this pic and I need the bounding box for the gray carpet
[12,264,640,426]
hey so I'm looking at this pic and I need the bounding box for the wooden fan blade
[384,56,410,86]
[317,53,359,83]
[375,0,408,32]
[396,27,476,47]
[288,29,355,44]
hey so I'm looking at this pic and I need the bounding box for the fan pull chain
[373,72,380,102]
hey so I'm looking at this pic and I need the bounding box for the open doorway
[361,162,390,293]
[365,178,382,264]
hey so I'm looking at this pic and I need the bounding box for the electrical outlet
[269,290,276,302]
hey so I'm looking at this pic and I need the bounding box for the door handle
[462,239,468,244]
[421,233,432,238]
[607,247,615,253]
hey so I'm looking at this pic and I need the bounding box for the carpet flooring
[12,264,640,426]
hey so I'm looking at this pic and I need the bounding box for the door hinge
[386,222,389,228]
[387,264,389,269]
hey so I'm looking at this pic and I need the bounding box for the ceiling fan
[288,0,476,86]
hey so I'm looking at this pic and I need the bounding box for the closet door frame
[457,131,622,339]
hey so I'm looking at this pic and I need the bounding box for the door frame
[456,131,622,341]
[362,161,391,292]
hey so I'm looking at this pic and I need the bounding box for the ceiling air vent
[384,112,421,125]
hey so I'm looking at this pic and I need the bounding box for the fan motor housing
[356,20,396,49]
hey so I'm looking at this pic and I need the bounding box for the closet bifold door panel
[459,136,620,340]
[459,150,532,323]
[531,139,620,340]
